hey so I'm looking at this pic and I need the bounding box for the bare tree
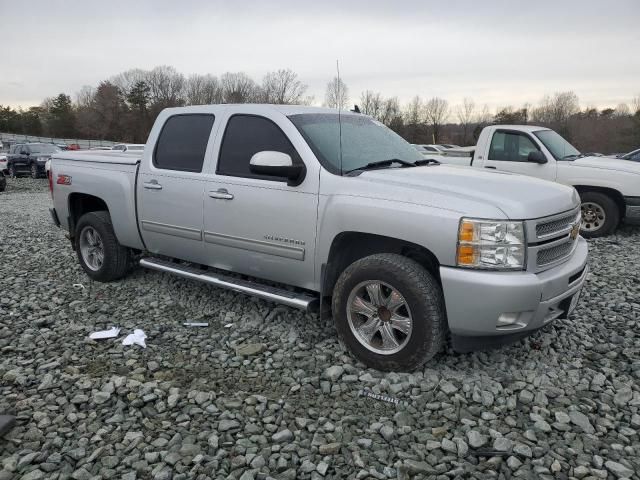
[477,104,493,125]
[324,77,349,109]
[403,96,423,143]
[631,95,640,114]
[220,72,259,103]
[75,85,95,108]
[456,97,476,144]
[360,91,383,119]
[261,69,308,104]
[615,103,630,117]
[146,65,185,108]
[423,97,449,143]
[185,74,223,105]
[380,97,403,130]
[532,91,579,126]
[111,68,149,97]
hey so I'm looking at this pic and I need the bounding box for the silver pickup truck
[49,105,588,371]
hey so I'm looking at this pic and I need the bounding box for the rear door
[202,110,320,290]
[137,113,217,264]
[482,130,556,181]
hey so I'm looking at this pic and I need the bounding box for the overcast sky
[1,0,638,111]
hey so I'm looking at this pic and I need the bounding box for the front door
[482,130,556,182]
[203,113,319,290]
[137,114,217,264]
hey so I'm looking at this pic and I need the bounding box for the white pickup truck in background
[436,125,640,237]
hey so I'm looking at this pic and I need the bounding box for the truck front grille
[536,210,580,239]
[527,206,581,272]
[536,241,574,267]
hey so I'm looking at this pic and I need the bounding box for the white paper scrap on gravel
[122,329,147,348]
[89,327,121,340]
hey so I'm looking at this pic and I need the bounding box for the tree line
[1,65,639,153]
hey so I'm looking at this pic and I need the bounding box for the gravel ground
[1,178,639,480]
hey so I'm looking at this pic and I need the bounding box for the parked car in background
[49,105,588,370]
[7,143,61,178]
[618,148,640,162]
[434,125,640,237]
[111,143,145,153]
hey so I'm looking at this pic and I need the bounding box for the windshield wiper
[414,158,440,166]
[344,158,416,174]
[561,153,584,160]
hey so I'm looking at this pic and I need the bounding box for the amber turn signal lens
[459,220,475,243]
[457,245,477,265]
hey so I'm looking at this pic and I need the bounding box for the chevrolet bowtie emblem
[570,222,580,240]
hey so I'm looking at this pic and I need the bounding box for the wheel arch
[573,185,625,219]
[68,193,110,240]
[322,231,441,297]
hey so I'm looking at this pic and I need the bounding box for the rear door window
[154,114,215,172]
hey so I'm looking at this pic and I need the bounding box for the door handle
[208,188,234,200]
[143,180,162,190]
[484,166,496,170]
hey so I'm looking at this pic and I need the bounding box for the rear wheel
[332,253,446,371]
[75,211,131,282]
[580,191,619,238]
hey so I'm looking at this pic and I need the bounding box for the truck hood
[356,165,579,220]
[571,155,640,175]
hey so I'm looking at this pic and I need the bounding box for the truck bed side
[50,152,144,250]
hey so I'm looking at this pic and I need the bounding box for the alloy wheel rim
[581,202,606,232]
[79,227,105,271]
[346,280,412,355]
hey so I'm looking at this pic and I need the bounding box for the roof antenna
[336,60,343,176]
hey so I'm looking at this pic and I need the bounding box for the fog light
[496,312,531,330]
[497,313,520,327]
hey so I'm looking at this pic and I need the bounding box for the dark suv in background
[7,143,61,178]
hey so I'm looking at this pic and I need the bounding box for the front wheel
[31,164,39,179]
[332,254,446,371]
[580,191,619,238]
[75,211,131,282]
[8,165,16,178]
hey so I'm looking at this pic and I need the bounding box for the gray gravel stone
[1,182,639,480]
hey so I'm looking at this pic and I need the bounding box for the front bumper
[624,196,640,224]
[440,237,588,349]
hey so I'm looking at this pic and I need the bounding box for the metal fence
[0,132,117,151]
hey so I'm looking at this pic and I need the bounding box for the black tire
[30,163,39,179]
[579,191,619,238]
[332,253,446,371]
[8,164,16,178]
[0,176,6,192]
[74,211,131,282]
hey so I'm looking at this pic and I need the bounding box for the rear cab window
[154,114,215,172]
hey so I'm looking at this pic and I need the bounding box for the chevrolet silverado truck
[49,105,588,371]
[436,125,640,237]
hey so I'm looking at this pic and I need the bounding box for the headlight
[457,218,526,270]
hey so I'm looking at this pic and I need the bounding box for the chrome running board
[140,257,318,312]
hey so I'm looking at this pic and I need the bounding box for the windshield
[288,113,423,174]
[533,130,580,160]
[30,144,61,154]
